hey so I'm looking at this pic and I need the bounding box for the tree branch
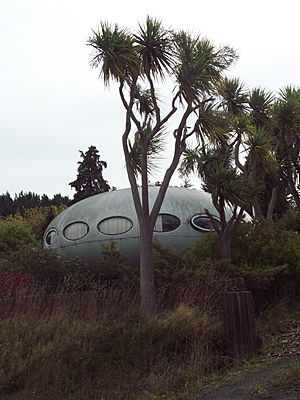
[266,185,279,220]
[120,81,143,219]
[234,132,245,173]
[204,208,221,235]
[119,79,144,137]
[149,105,192,227]
[146,72,161,123]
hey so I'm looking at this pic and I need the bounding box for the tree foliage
[0,218,38,256]
[69,145,110,203]
[0,191,69,217]
[180,76,300,260]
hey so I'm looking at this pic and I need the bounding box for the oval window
[154,214,180,232]
[45,229,57,246]
[191,214,219,232]
[98,216,133,235]
[63,222,89,241]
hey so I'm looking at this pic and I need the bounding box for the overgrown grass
[0,306,225,399]
[1,218,299,399]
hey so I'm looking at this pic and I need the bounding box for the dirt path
[197,312,300,400]
[197,356,300,399]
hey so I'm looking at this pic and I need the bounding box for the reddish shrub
[0,269,33,297]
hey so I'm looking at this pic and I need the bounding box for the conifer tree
[69,145,110,203]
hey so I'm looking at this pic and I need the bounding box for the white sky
[1,0,300,198]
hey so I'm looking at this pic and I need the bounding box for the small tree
[0,192,15,217]
[88,17,236,317]
[69,145,110,203]
[272,87,300,211]
[180,146,251,261]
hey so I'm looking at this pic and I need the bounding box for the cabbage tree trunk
[220,228,234,261]
[139,220,156,318]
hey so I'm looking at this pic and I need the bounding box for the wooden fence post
[223,290,257,360]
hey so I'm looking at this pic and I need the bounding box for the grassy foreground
[0,305,226,399]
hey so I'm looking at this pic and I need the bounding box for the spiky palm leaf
[232,112,252,135]
[179,147,202,177]
[195,102,230,143]
[204,165,252,209]
[249,88,274,128]
[278,86,300,103]
[173,32,236,104]
[88,23,139,84]
[133,85,157,116]
[218,77,248,116]
[128,123,166,176]
[245,127,277,173]
[134,16,174,79]
[273,95,300,136]
[272,87,300,192]
[180,145,233,180]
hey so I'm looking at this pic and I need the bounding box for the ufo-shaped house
[43,186,220,266]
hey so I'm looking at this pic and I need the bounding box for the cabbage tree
[88,17,236,317]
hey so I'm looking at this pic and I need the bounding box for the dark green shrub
[222,264,294,313]
[279,207,300,233]
[99,242,138,282]
[231,220,300,270]
[0,246,93,292]
[154,241,187,278]
[185,220,300,271]
[183,221,300,312]
[184,231,220,265]
[0,244,139,293]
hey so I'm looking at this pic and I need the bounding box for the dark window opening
[191,214,219,232]
[154,214,180,232]
[45,229,57,246]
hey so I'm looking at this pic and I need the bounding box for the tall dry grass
[0,306,225,399]
[0,275,232,399]
[0,273,232,320]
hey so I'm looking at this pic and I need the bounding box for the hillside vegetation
[0,207,299,399]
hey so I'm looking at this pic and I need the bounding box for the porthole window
[63,222,89,241]
[45,229,57,246]
[98,216,133,235]
[191,214,219,232]
[154,214,180,232]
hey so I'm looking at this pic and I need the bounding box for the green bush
[279,207,300,233]
[22,205,67,240]
[0,246,94,292]
[0,218,38,256]
[184,231,220,265]
[0,244,139,293]
[232,220,300,270]
[99,242,138,282]
[183,220,300,312]
[185,220,300,271]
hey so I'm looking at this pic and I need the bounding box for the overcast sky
[1,0,300,198]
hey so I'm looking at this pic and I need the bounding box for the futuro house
[43,186,222,266]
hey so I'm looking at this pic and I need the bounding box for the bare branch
[204,208,221,235]
[146,72,161,123]
[234,132,245,172]
[150,106,192,227]
[119,79,144,136]
[120,81,143,219]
